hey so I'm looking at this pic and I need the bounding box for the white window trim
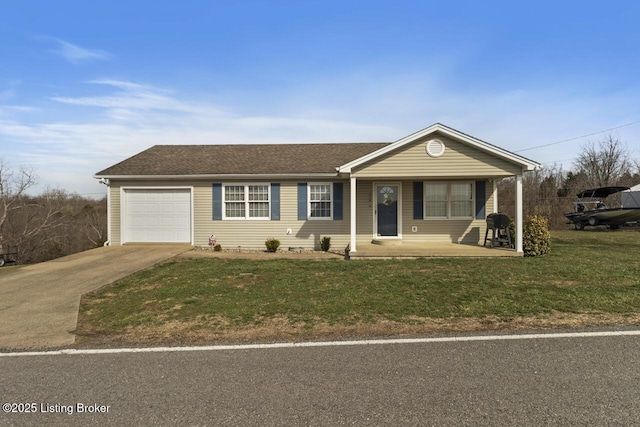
[424,181,474,220]
[307,182,333,220]
[222,183,271,220]
[120,186,194,245]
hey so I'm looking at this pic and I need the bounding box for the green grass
[78,230,640,340]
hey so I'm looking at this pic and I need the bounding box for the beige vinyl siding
[109,185,121,245]
[108,178,495,248]
[197,180,351,250]
[401,180,495,244]
[109,179,352,249]
[352,180,494,245]
[352,133,523,178]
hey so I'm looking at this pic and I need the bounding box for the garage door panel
[124,189,191,243]
[160,217,176,227]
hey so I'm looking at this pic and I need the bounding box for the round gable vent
[426,138,445,157]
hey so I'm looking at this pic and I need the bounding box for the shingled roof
[96,143,391,176]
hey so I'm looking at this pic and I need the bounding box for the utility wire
[515,120,640,153]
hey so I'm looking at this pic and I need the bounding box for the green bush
[523,215,551,257]
[319,236,331,252]
[265,238,280,253]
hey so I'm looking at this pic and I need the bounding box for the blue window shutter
[271,183,280,220]
[212,183,222,220]
[413,182,424,219]
[297,183,307,220]
[333,182,343,220]
[475,181,486,219]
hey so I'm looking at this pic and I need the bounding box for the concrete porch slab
[350,242,521,259]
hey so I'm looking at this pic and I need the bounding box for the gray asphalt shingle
[96,143,390,176]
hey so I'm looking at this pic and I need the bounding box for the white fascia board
[94,173,339,180]
[338,123,541,173]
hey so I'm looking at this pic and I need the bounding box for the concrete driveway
[0,245,192,351]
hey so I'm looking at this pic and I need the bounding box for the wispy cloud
[47,79,394,140]
[51,79,206,114]
[0,79,396,195]
[0,85,38,116]
[1,77,639,196]
[43,37,113,64]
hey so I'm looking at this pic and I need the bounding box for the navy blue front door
[377,185,398,236]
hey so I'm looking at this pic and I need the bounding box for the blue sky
[1,1,639,196]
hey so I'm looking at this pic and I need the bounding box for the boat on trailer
[564,186,640,230]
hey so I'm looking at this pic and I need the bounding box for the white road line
[2,329,640,357]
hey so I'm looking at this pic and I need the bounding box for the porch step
[371,239,403,246]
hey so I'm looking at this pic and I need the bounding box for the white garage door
[123,189,191,243]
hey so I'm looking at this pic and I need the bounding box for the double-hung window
[450,183,473,218]
[425,183,448,218]
[309,183,332,219]
[224,184,270,219]
[424,182,473,219]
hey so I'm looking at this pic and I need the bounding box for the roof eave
[94,173,340,180]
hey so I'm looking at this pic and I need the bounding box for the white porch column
[350,176,357,252]
[515,174,523,253]
[492,179,498,213]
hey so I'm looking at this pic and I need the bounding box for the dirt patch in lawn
[74,312,640,348]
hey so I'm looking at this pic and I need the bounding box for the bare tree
[573,134,631,187]
[77,198,107,247]
[1,158,109,264]
[2,189,70,262]
[497,164,569,229]
[496,135,635,231]
[0,158,37,240]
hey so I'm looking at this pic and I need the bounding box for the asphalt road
[1,330,639,426]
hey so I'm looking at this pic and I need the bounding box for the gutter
[93,173,340,180]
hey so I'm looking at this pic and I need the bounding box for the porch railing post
[350,176,357,253]
[515,174,523,253]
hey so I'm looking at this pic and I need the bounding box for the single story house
[95,123,541,254]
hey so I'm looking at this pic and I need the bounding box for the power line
[515,120,640,153]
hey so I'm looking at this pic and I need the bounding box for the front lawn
[76,230,640,346]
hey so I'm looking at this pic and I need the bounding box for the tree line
[498,134,640,229]
[1,158,106,264]
[1,134,638,264]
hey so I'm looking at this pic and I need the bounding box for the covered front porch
[343,176,524,257]
[336,124,540,257]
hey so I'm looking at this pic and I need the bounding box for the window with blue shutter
[271,183,280,220]
[297,183,307,220]
[212,183,222,220]
[413,182,424,219]
[333,182,343,220]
